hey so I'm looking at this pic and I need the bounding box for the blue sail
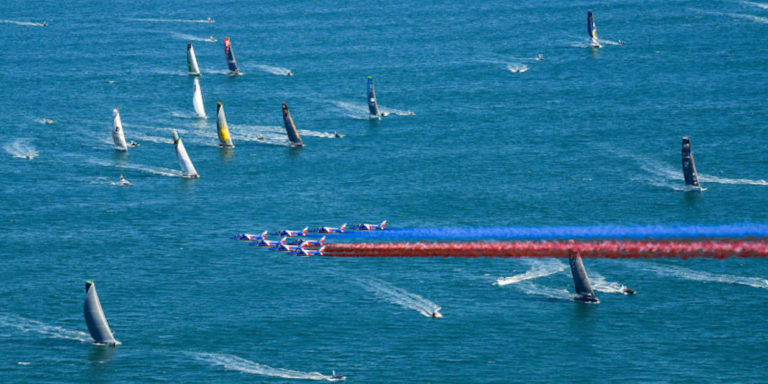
[224,37,239,75]
[282,102,304,147]
[587,11,600,47]
[682,137,701,189]
[367,76,381,119]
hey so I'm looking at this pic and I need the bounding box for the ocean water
[2,0,768,382]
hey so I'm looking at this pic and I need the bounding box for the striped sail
[682,137,701,189]
[193,78,206,118]
[173,130,199,178]
[112,108,128,151]
[224,37,239,75]
[569,251,599,303]
[84,281,118,346]
[281,102,304,147]
[187,42,201,76]
[216,102,234,148]
[367,76,381,119]
[587,11,600,47]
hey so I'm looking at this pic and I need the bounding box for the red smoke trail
[323,240,768,259]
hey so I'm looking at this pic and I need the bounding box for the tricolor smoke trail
[322,240,768,259]
[333,223,768,241]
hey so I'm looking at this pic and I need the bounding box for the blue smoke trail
[331,223,768,241]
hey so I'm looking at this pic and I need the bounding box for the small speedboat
[329,371,346,382]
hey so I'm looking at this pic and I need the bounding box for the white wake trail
[171,32,217,42]
[90,159,184,178]
[193,353,335,381]
[516,282,574,301]
[0,19,46,27]
[359,278,441,318]
[124,17,215,24]
[496,259,566,286]
[0,313,90,342]
[253,64,293,76]
[590,273,631,294]
[637,156,767,187]
[642,263,768,289]
[744,1,768,10]
[4,139,39,159]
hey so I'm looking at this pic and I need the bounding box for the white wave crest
[0,313,90,342]
[744,1,768,10]
[358,278,441,318]
[496,259,566,286]
[130,132,173,145]
[192,353,335,381]
[4,139,38,159]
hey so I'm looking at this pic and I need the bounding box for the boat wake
[590,273,632,294]
[33,118,55,125]
[130,132,173,144]
[641,263,768,289]
[693,8,768,24]
[172,111,207,120]
[124,17,214,24]
[0,19,46,27]
[0,313,90,343]
[252,64,293,76]
[507,63,529,73]
[229,124,292,146]
[636,156,768,188]
[358,278,440,318]
[171,32,217,42]
[90,159,184,178]
[331,101,414,119]
[516,282,574,301]
[192,353,334,381]
[495,259,566,286]
[90,177,132,187]
[744,1,768,10]
[4,139,38,159]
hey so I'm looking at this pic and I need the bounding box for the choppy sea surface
[1,0,767,382]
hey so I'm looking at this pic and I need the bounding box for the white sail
[112,108,128,151]
[187,42,201,76]
[193,78,206,118]
[172,130,199,178]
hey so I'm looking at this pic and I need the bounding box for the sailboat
[187,42,201,76]
[281,102,304,147]
[112,108,128,151]
[216,102,235,148]
[224,37,239,75]
[172,130,199,178]
[682,137,702,191]
[587,11,602,48]
[83,280,119,346]
[193,78,206,118]
[367,76,381,120]
[568,250,599,303]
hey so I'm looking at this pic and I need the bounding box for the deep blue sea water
[2,0,768,382]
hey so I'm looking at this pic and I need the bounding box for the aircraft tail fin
[319,236,326,246]
[340,223,347,233]
[301,227,308,236]
[318,246,326,255]
[260,230,268,239]
[280,236,287,245]
[380,220,387,229]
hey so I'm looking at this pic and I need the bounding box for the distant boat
[193,78,206,118]
[172,130,199,178]
[682,137,701,190]
[216,102,235,148]
[83,280,119,346]
[187,42,201,76]
[112,108,128,151]
[281,102,304,147]
[568,250,599,303]
[587,11,602,48]
[367,76,381,120]
[224,37,239,75]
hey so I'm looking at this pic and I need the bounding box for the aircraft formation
[230,221,387,257]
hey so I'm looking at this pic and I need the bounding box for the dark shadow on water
[219,148,234,162]
[88,345,116,364]
[589,47,600,59]
[87,345,116,381]
[286,146,302,159]
[112,151,128,165]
